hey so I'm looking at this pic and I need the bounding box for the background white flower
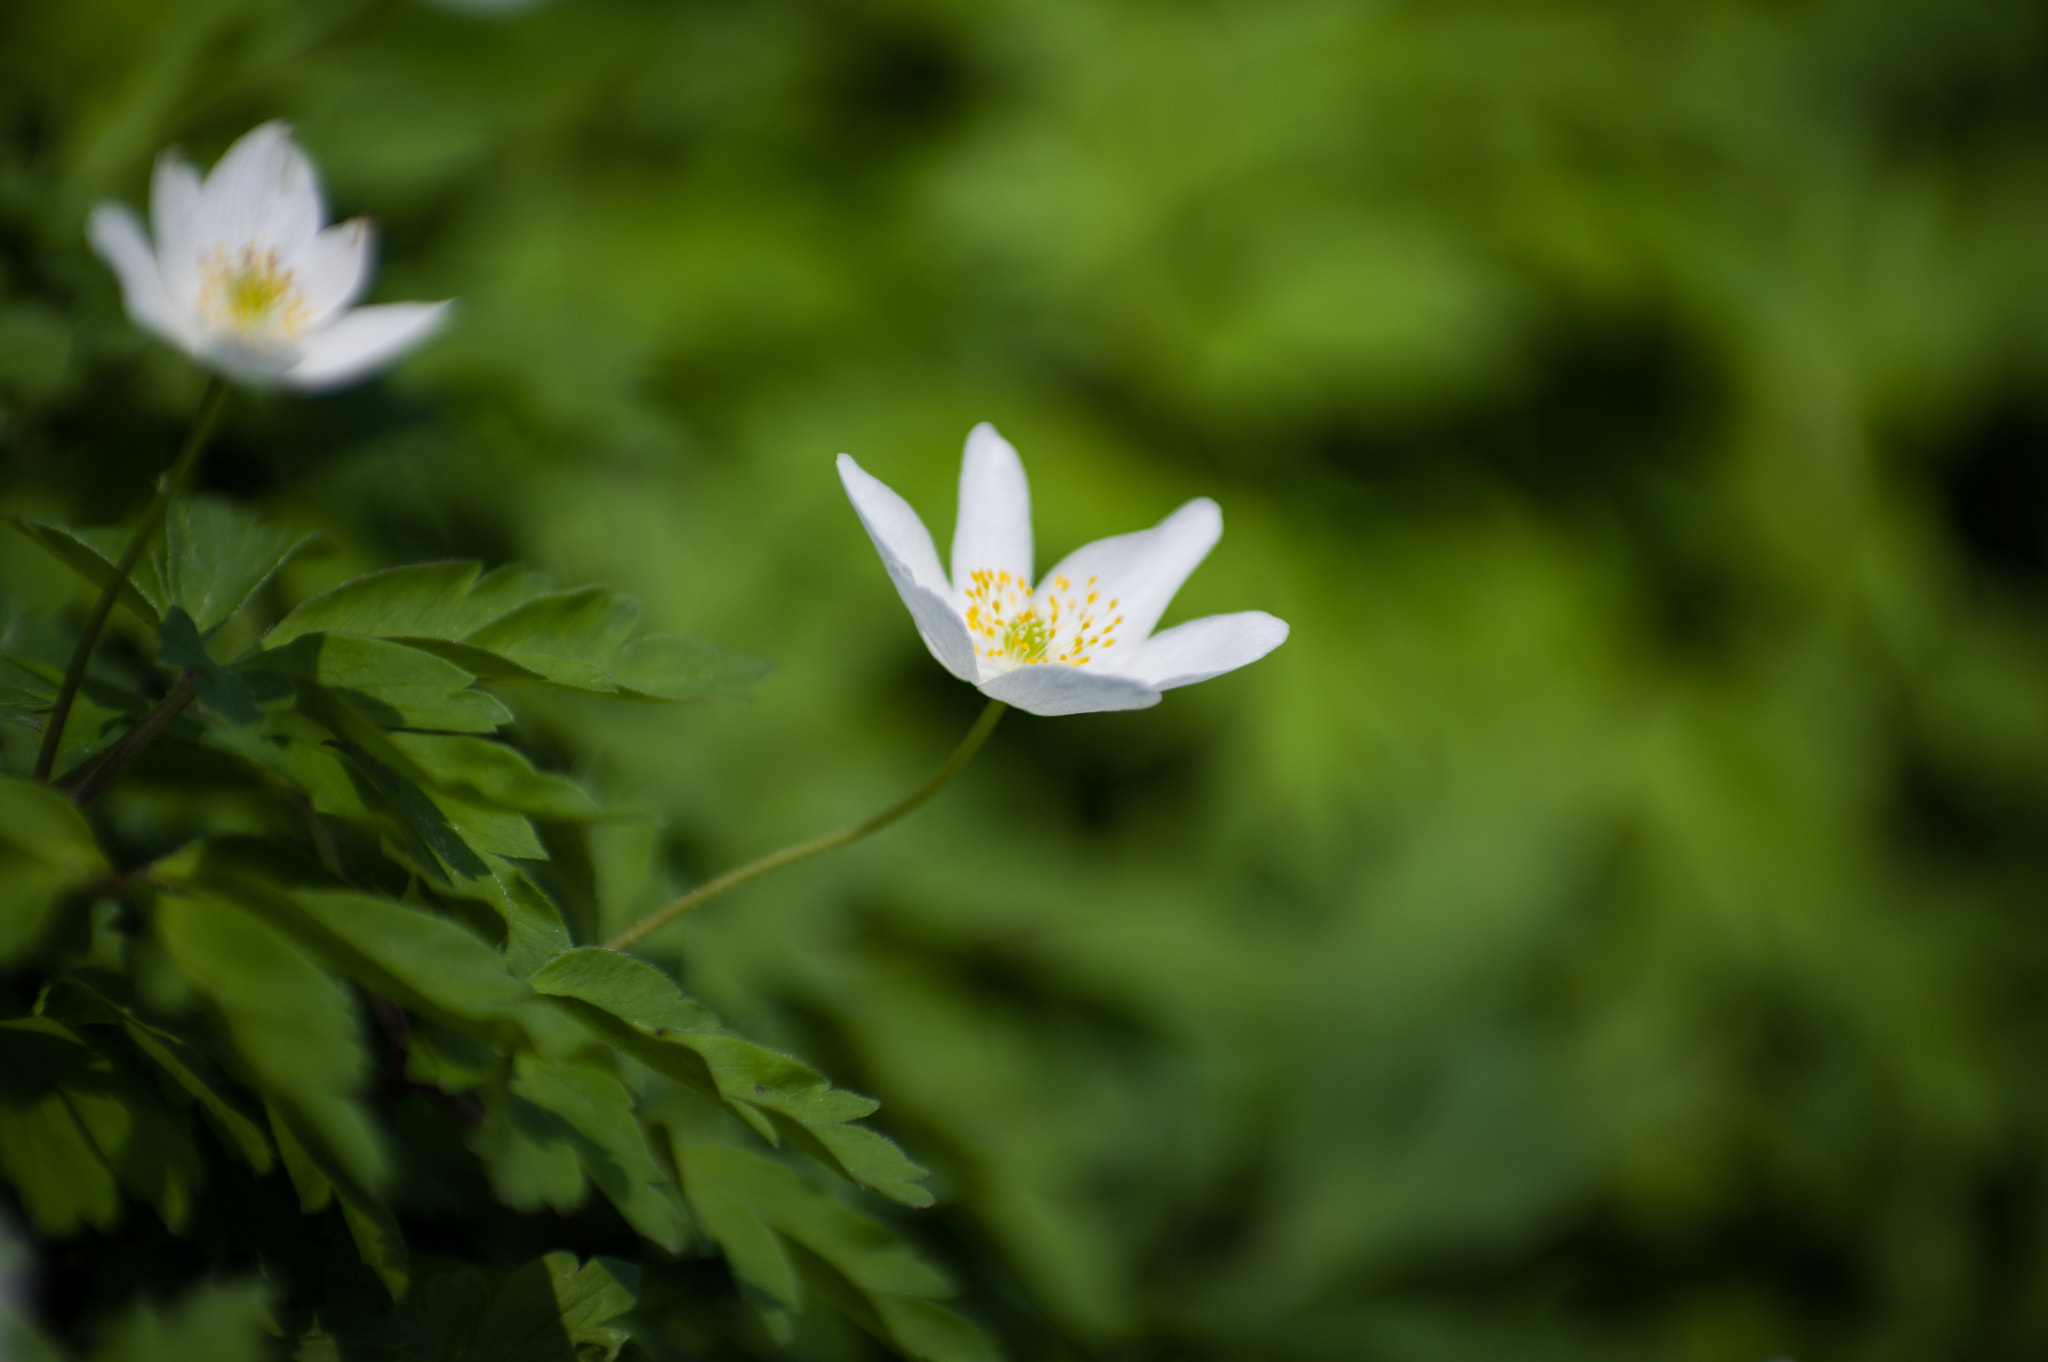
[839,424,1289,717]
[87,121,449,391]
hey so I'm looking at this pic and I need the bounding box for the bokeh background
[8,0,2048,1357]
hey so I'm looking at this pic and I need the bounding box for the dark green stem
[35,377,229,781]
[606,698,1007,951]
[63,670,197,806]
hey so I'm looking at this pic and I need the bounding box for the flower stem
[61,670,199,806]
[34,377,229,782]
[605,697,1007,952]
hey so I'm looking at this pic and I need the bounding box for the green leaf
[0,773,111,965]
[0,1022,122,1237]
[268,1101,410,1301]
[0,684,48,730]
[265,560,766,702]
[249,636,511,733]
[386,733,601,821]
[459,588,638,690]
[157,496,314,636]
[159,607,293,725]
[470,1253,641,1362]
[676,1145,995,1362]
[268,1098,333,1213]
[89,1279,272,1362]
[58,1039,205,1231]
[39,974,275,1174]
[187,865,530,1040]
[9,517,163,627]
[152,886,386,1192]
[528,950,934,1205]
[509,1052,691,1252]
[267,562,553,647]
[609,636,773,702]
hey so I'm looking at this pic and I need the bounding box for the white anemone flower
[87,121,449,391]
[838,425,1289,717]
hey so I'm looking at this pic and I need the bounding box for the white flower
[838,425,1289,717]
[87,121,449,391]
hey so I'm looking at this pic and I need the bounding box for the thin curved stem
[35,377,229,781]
[606,698,1007,952]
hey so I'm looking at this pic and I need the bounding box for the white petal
[87,204,195,351]
[837,454,977,681]
[949,422,1032,596]
[202,121,324,253]
[978,666,1161,717]
[281,301,449,390]
[1115,611,1288,690]
[287,218,373,327]
[1038,497,1222,643]
[149,152,207,312]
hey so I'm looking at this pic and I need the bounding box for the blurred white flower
[839,424,1289,717]
[87,121,449,391]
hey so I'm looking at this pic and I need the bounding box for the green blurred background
[8,0,2048,1356]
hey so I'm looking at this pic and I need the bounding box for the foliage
[0,492,988,1360]
[11,0,2048,1359]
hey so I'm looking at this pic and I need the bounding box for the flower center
[199,245,308,338]
[964,569,1124,671]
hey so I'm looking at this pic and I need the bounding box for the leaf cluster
[0,503,992,1362]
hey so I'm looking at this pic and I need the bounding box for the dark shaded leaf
[386,733,600,821]
[0,773,110,964]
[250,635,511,733]
[470,1253,640,1362]
[529,951,932,1205]
[89,1278,271,1362]
[39,974,275,1174]
[152,887,386,1192]
[9,516,162,627]
[160,607,293,725]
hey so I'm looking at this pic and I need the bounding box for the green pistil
[1003,609,1050,663]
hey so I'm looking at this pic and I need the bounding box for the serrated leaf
[471,1253,641,1362]
[39,974,275,1174]
[188,864,529,1039]
[157,496,314,636]
[9,517,163,627]
[609,636,772,702]
[0,1022,121,1236]
[461,588,638,690]
[160,607,293,725]
[153,886,386,1192]
[268,562,553,647]
[0,773,111,965]
[58,1039,205,1231]
[269,1098,334,1213]
[528,951,932,1205]
[266,560,764,702]
[685,1173,802,1313]
[266,1099,411,1300]
[89,1278,271,1362]
[510,1053,691,1252]
[527,950,718,1034]
[473,1081,587,1215]
[387,733,601,821]
[676,1145,994,1362]
[329,736,492,879]
[250,636,511,733]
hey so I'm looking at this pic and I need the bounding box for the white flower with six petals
[87,121,449,391]
[838,425,1289,717]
